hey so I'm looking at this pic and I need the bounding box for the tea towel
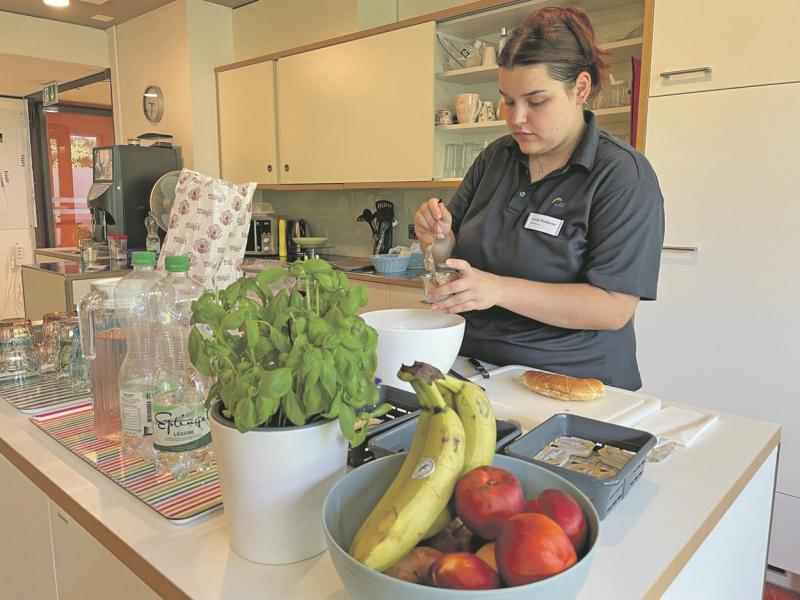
[158,168,255,289]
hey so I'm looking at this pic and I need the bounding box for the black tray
[367,416,522,459]
[347,385,420,468]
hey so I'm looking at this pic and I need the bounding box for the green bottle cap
[131,251,156,266]
[165,256,190,272]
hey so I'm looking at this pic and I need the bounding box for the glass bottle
[151,256,213,479]
[497,27,509,59]
[114,251,162,462]
[145,212,161,256]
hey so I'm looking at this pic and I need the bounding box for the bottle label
[120,390,152,436]
[152,401,211,452]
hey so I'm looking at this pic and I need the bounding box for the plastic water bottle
[114,251,162,462]
[151,256,213,478]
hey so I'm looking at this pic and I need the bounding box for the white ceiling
[0,0,255,30]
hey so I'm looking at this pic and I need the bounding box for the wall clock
[142,85,165,124]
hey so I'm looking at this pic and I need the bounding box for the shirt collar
[507,109,599,172]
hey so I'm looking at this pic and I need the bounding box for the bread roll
[521,370,605,402]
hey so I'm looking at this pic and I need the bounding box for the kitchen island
[0,360,779,600]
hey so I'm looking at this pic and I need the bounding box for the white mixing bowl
[360,309,465,390]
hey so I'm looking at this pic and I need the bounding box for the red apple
[525,489,588,552]
[475,542,497,572]
[455,466,525,540]
[495,513,577,586]
[429,552,500,590]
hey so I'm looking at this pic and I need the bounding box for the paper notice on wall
[0,106,34,229]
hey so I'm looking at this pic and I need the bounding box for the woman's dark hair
[498,7,609,102]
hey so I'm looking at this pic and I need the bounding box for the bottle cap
[131,251,156,266]
[165,256,190,272]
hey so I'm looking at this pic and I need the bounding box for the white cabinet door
[636,84,800,499]
[649,0,800,96]
[48,502,160,600]
[0,454,57,600]
[217,61,278,184]
[277,22,435,183]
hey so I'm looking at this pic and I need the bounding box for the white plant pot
[210,403,348,564]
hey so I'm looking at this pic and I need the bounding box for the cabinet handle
[284,164,290,172]
[55,511,69,524]
[659,67,712,78]
[662,245,698,253]
[267,164,273,173]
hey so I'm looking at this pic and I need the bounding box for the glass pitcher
[78,277,127,441]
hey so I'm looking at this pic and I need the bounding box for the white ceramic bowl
[360,309,465,391]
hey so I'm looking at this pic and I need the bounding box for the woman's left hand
[430,259,501,313]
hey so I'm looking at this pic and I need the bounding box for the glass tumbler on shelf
[443,143,464,179]
[0,318,40,381]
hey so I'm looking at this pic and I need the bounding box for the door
[217,61,278,184]
[43,107,114,247]
[649,0,800,96]
[636,84,800,499]
[277,22,435,183]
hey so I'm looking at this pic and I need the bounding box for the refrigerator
[635,82,800,574]
[0,99,36,320]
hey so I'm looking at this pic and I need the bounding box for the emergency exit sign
[43,81,58,107]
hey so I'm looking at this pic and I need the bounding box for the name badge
[524,212,564,236]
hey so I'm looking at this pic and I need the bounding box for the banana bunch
[422,371,497,539]
[349,362,497,571]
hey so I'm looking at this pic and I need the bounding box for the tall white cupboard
[636,0,800,575]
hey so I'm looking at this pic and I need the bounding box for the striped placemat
[0,371,90,414]
[30,402,222,523]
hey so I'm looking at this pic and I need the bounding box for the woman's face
[499,64,588,157]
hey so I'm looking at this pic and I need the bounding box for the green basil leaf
[282,391,307,426]
[304,383,323,415]
[256,267,286,289]
[221,309,247,331]
[269,326,290,353]
[254,394,279,426]
[259,367,292,398]
[234,397,257,432]
[244,320,259,349]
[322,392,342,419]
[307,317,331,344]
[337,403,357,445]
[319,360,337,398]
[302,258,332,275]
[369,402,393,419]
[315,272,336,291]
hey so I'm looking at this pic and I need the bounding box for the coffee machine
[87,144,182,249]
[246,213,279,255]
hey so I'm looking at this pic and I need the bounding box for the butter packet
[647,439,678,463]
[533,445,571,467]
[552,436,596,457]
[598,445,635,470]
[564,459,617,479]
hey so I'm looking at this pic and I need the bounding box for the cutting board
[468,365,661,432]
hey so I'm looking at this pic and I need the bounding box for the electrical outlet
[13,242,24,267]
[408,224,417,240]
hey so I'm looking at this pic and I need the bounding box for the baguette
[521,370,605,402]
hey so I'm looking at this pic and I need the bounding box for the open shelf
[435,120,507,133]
[434,106,630,133]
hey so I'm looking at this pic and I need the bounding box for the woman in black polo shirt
[415,7,664,390]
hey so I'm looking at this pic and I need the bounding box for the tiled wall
[253,188,456,257]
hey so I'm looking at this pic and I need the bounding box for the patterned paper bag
[158,168,255,289]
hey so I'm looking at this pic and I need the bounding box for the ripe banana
[350,363,466,572]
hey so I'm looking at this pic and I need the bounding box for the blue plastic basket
[370,254,410,274]
[406,251,425,270]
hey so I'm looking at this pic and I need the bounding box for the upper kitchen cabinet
[277,22,435,184]
[649,0,800,97]
[218,61,278,184]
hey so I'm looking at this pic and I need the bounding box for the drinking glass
[39,311,73,371]
[462,143,483,176]
[0,318,40,380]
[55,317,89,391]
[443,143,464,179]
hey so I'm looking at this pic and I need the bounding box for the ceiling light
[90,14,114,22]
[80,0,109,4]
[44,0,70,7]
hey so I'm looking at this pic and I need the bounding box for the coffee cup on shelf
[455,93,481,125]
[435,109,454,125]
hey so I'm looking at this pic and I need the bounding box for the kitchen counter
[0,357,780,599]
[241,256,423,288]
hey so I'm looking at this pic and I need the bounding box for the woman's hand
[429,259,502,314]
[414,198,452,245]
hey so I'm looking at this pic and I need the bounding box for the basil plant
[188,259,389,446]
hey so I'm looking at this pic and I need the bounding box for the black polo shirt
[448,111,665,390]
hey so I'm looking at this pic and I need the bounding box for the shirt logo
[551,197,566,208]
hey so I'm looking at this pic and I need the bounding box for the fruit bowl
[323,453,600,600]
